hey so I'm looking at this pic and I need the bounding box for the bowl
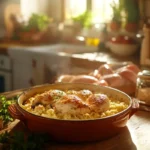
[109,42,138,56]
[8,83,139,143]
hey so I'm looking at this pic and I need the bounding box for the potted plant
[72,11,92,33]
[18,13,52,43]
[123,0,140,33]
[109,0,123,32]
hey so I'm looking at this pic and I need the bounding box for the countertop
[0,42,141,92]
[0,43,140,91]
[1,89,150,150]
[6,43,140,71]
[0,43,140,65]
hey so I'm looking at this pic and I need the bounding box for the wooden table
[1,90,150,150]
[47,111,150,150]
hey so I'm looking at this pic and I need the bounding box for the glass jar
[135,70,150,104]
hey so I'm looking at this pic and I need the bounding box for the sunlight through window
[65,0,87,19]
[65,0,119,23]
[21,0,119,23]
[92,0,119,23]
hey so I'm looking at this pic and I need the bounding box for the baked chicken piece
[31,90,66,107]
[54,94,91,115]
[87,94,110,113]
[54,93,110,115]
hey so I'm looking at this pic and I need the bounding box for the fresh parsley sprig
[0,95,49,150]
[0,95,15,125]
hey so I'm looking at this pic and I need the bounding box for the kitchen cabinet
[0,54,12,92]
[8,44,97,90]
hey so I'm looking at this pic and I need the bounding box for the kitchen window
[65,0,87,19]
[91,0,119,23]
[65,0,119,23]
[20,0,119,23]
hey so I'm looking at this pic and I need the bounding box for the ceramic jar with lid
[135,70,150,104]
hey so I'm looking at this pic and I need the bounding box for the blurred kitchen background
[0,0,149,92]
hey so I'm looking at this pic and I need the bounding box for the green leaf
[0,95,14,125]
[72,11,92,28]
